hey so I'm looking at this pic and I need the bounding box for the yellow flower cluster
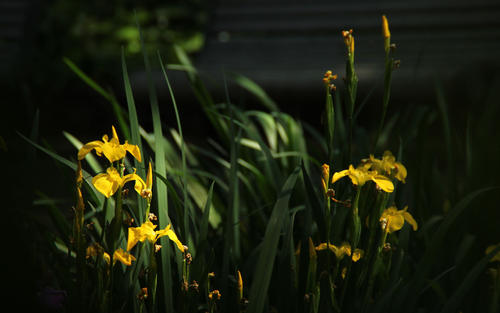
[329,151,407,193]
[78,126,152,199]
[86,243,136,266]
[324,151,417,234]
[80,126,186,267]
[315,242,364,262]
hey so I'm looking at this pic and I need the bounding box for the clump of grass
[20,14,500,313]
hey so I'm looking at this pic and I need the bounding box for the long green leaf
[136,17,173,313]
[199,181,215,247]
[158,51,191,243]
[441,245,500,313]
[247,167,300,313]
[229,72,279,112]
[121,49,146,225]
[411,187,499,303]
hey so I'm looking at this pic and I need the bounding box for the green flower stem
[345,51,358,164]
[372,46,394,153]
[109,185,124,254]
[325,193,332,274]
[329,261,340,312]
[339,187,361,311]
[74,190,86,313]
[145,200,151,222]
[325,85,335,166]
[357,192,388,289]
[362,227,389,311]
[148,243,158,313]
[351,187,362,249]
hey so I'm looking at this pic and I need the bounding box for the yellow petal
[111,125,119,141]
[126,222,157,250]
[237,270,243,299]
[127,227,144,251]
[337,242,352,259]
[142,221,158,242]
[92,168,122,198]
[103,252,111,265]
[113,248,136,266]
[76,187,85,212]
[349,167,370,186]
[146,162,153,189]
[382,15,391,38]
[382,208,405,233]
[86,244,99,258]
[331,169,349,184]
[402,207,418,231]
[160,226,185,252]
[134,176,147,197]
[78,140,103,160]
[371,175,394,193]
[122,170,143,189]
[314,242,330,251]
[394,162,407,183]
[352,249,364,262]
[123,142,142,162]
[321,164,330,192]
[101,140,126,163]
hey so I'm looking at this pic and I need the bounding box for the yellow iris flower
[86,243,136,266]
[361,151,407,183]
[331,164,394,193]
[113,248,136,266]
[92,167,144,198]
[380,206,418,233]
[127,221,185,253]
[78,125,141,163]
[315,242,363,262]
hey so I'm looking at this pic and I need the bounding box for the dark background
[2,1,500,310]
[3,0,500,148]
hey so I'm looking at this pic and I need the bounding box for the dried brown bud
[148,213,157,221]
[383,242,392,253]
[304,293,311,303]
[137,287,148,300]
[209,290,221,301]
[86,222,95,230]
[185,253,193,265]
[190,280,199,292]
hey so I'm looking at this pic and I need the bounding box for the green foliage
[17,15,500,313]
